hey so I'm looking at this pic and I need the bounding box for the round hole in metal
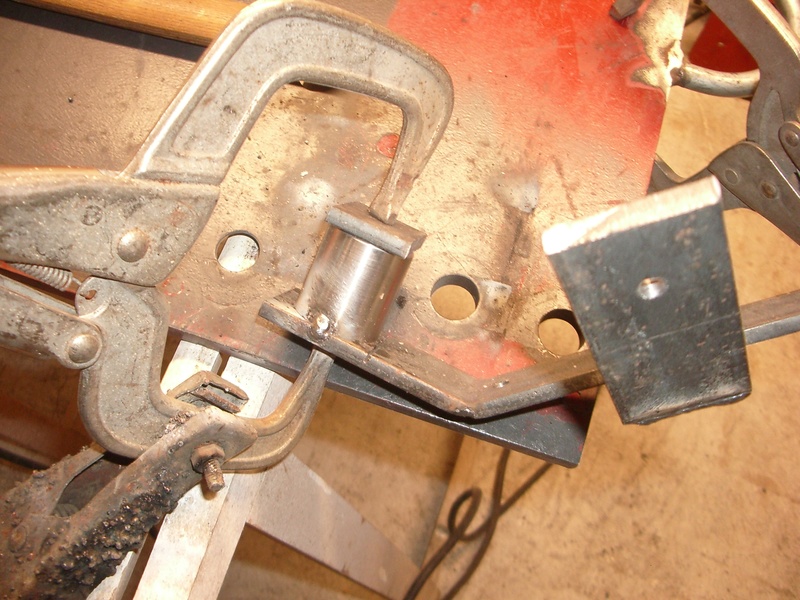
[538,309,583,356]
[215,233,259,273]
[636,276,668,300]
[430,274,480,320]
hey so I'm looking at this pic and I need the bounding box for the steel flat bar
[742,289,800,345]
[544,178,751,424]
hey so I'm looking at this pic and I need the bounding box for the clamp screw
[201,457,225,492]
[784,130,799,148]
[191,443,226,493]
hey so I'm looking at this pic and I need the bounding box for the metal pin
[201,457,225,492]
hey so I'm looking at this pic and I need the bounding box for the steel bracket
[544,178,751,424]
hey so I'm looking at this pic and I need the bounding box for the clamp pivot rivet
[67,333,101,365]
[118,229,149,263]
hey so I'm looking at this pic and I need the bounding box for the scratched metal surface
[0,0,685,461]
[160,0,687,416]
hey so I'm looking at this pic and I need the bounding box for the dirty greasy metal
[7,263,76,292]
[0,0,616,462]
[0,0,691,464]
[0,274,102,369]
[124,1,454,223]
[544,178,751,424]
[0,0,689,467]
[166,0,689,420]
[673,0,800,98]
[168,371,250,414]
[73,275,324,469]
[706,142,800,243]
[0,0,798,465]
[0,409,257,600]
[1,11,800,597]
[0,169,219,287]
[0,0,452,463]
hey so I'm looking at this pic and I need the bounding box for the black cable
[404,449,553,600]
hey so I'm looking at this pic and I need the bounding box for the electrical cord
[404,449,553,600]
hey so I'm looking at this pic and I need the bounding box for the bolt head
[117,229,149,263]
[784,130,800,147]
[67,333,101,366]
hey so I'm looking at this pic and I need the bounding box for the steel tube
[295,226,411,346]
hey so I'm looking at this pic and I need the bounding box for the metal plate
[544,178,751,424]
[0,0,687,463]
[161,0,686,418]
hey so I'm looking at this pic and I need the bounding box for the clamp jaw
[0,0,453,465]
[0,4,453,595]
[652,0,800,247]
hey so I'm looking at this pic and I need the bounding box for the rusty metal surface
[0,0,687,462]
[0,409,257,599]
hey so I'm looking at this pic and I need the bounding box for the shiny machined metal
[295,226,412,346]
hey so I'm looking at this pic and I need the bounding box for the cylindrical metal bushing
[295,225,411,345]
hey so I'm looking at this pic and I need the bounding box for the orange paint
[388,0,666,194]
[423,332,536,379]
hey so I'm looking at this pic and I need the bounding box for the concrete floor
[1,7,799,599]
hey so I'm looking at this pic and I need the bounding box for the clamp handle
[126,0,453,223]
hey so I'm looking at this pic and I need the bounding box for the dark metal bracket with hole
[545,178,752,424]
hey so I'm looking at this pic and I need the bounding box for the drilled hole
[431,275,480,320]
[538,309,583,356]
[636,277,668,300]
[216,233,259,273]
